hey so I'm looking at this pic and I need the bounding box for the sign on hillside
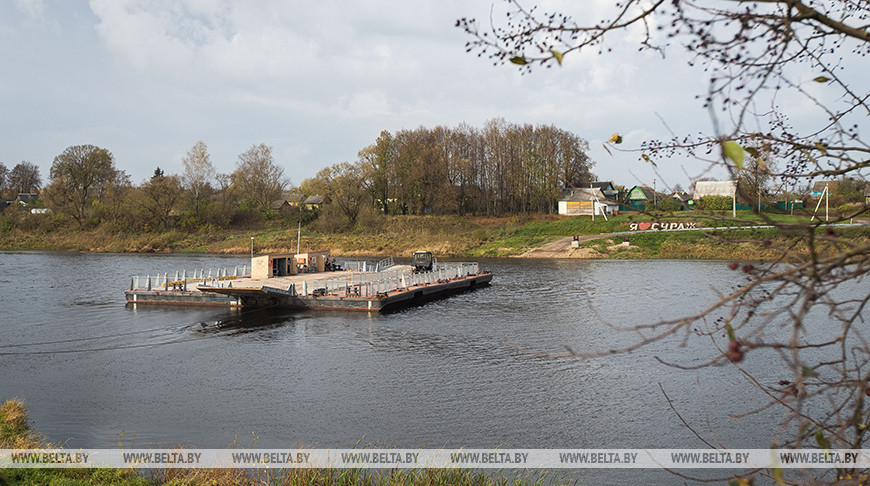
[628,222,698,231]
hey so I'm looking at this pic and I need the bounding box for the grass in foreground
[0,400,573,486]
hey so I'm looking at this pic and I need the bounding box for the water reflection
[0,252,843,476]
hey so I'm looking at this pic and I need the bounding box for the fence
[375,256,394,272]
[294,262,480,298]
[129,266,250,291]
[129,261,482,298]
[334,257,396,273]
[336,259,370,272]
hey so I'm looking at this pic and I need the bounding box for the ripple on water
[0,253,832,465]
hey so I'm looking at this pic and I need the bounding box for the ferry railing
[130,262,481,295]
[335,259,376,272]
[129,265,250,291]
[374,256,394,272]
[296,262,481,297]
[341,261,362,272]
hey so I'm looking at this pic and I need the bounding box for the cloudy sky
[2,0,725,191]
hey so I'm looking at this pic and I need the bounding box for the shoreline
[1,214,866,262]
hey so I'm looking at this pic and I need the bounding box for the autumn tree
[96,170,134,230]
[140,172,183,230]
[835,177,866,205]
[737,153,778,211]
[362,120,594,216]
[653,194,683,212]
[0,162,8,197]
[231,144,289,214]
[359,131,396,214]
[7,162,42,194]
[303,161,367,228]
[461,0,870,478]
[212,172,238,227]
[46,145,117,225]
[181,141,215,222]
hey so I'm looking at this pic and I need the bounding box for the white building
[693,180,737,199]
[558,187,619,216]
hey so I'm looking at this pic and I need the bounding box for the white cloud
[7,0,62,32]
[2,0,763,187]
[14,0,44,20]
[335,91,398,120]
[89,0,198,71]
[88,1,378,80]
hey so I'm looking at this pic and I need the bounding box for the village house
[270,200,291,211]
[811,180,838,198]
[271,192,306,212]
[557,187,619,216]
[588,181,619,201]
[626,185,657,209]
[693,180,736,200]
[692,180,741,213]
[14,193,40,205]
[673,191,693,208]
[1,193,41,212]
[303,195,327,210]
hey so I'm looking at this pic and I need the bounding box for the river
[0,251,804,483]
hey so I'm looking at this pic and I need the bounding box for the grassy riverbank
[0,215,504,256]
[0,399,567,486]
[0,211,866,260]
[572,225,870,260]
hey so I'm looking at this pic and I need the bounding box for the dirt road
[517,234,618,258]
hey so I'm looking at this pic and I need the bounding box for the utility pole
[755,161,760,213]
[296,220,302,255]
[732,181,737,218]
[757,178,761,213]
[811,183,830,222]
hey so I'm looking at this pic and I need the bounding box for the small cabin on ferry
[251,250,331,279]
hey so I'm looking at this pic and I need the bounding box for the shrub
[312,204,352,234]
[355,206,385,231]
[653,196,683,212]
[838,203,870,218]
[696,195,733,211]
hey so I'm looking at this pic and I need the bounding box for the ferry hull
[126,272,492,312]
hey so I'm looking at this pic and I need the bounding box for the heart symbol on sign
[639,222,651,230]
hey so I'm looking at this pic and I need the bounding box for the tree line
[1,119,595,231]
[302,118,595,225]
[0,161,42,195]
[1,142,290,232]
